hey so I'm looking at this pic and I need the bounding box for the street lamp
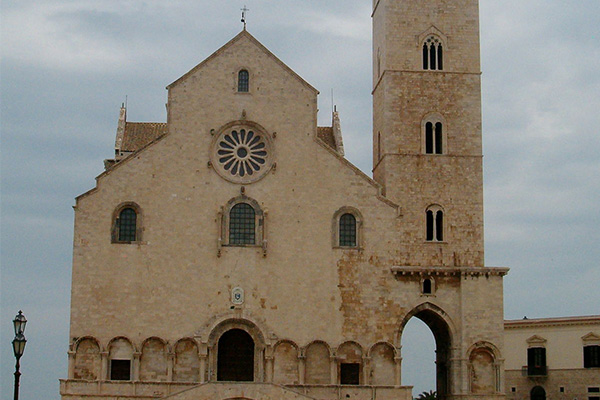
[12,311,27,400]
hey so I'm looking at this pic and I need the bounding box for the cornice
[505,316,600,330]
[391,266,509,278]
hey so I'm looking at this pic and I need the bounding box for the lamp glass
[12,336,26,358]
[13,311,27,336]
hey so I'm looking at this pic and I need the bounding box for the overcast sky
[1,1,599,399]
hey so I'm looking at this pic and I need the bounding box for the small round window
[211,123,274,184]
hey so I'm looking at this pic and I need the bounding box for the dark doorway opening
[217,328,255,381]
[531,386,546,400]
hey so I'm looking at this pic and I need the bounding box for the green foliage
[415,390,437,400]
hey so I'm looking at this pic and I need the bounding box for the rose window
[211,124,274,184]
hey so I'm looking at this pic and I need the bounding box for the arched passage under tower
[399,304,454,400]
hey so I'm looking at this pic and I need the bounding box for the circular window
[211,123,274,184]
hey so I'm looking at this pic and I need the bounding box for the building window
[423,35,443,71]
[238,69,249,92]
[339,214,357,247]
[108,337,133,381]
[423,278,434,295]
[426,206,444,242]
[422,115,446,155]
[112,203,141,243]
[340,363,360,385]
[219,196,265,253]
[584,346,600,368]
[527,347,547,376]
[588,387,599,400]
[425,122,443,154]
[110,359,131,381]
[333,207,363,249]
[229,203,256,245]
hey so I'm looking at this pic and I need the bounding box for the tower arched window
[112,203,142,243]
[238,69,249,92]
[423,36,443,71]
[422,114,446,155]
[426,205,444,242]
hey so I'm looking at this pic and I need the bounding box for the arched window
[426,206,444,242]
[238,69,249,92]
[112,203,141,243]
[423,36,443,71]
[339,213,357,247]
[229,203,255,245]
[423,115,445,155]
[108,338,134,381]
[423,278,433,295]
[220,196,265,252]
[333,207,362,249]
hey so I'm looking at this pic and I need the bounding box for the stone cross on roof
[241,5,249,30]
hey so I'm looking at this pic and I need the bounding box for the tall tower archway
[399,304,454,400]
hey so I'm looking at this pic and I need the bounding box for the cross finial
[241,5,249,30]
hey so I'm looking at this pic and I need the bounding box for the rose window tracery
[211,123,274,184]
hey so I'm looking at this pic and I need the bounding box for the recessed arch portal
[399,303,454,400]
[217,329,255,382]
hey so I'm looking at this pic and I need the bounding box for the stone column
[167,351,175,381]
[199,345,208,383]
[330,357,338,385]
[100,351,109,381]
[394,356,402,387]
[449,347,462,395]
[68,350,76,379]
[298,356,306,384]
[265,355,274,383]
[362,356,371,385]
[133,351,141,381]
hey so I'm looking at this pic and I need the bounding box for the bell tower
[372,0,485,267]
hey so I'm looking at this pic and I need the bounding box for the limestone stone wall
[64,1,507,399]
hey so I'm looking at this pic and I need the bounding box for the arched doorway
[400,305,453,400]
[217,329,255,381]
[531,386,546,400]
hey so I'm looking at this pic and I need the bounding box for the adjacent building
[504,316,600,400]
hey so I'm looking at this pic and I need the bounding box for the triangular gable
[167,29,318,94]
[526,335,547,347]
[582,332,600,345]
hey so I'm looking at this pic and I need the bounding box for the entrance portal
[531,386,546,400]
[400,305,452,400]
[217,329,255,381]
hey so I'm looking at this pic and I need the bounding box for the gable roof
[166,29,318,94]
[119,122,168,153]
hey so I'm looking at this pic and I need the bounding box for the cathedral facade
[60,1,508,399]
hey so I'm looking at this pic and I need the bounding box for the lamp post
[12,311,27,400]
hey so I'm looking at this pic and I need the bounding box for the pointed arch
[398,303,456,400]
